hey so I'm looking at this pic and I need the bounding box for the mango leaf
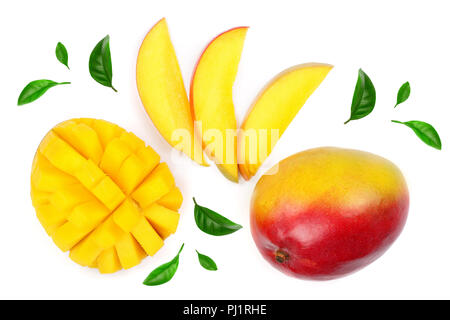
[55,42,69,69]
[395,82,410,108]
[143,244,184,286]
[196,250,218,271]
[193,198,242,236]
[392,120,441,150]
[89,35,117,92]
[18,80,70,106]
[345,69,376,124]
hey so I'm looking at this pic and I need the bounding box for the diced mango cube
[30,187,51,206]
[52,221,93,252]
[131,216,164,256]
[87,119,124,149]
[31,153,77,191]
[77,118,94,126]
[116,154,149,195]
[131,163,174,208]
[39,131,86,174]
[49,184,94,212]
[136,146,160,171]
[54,121,103,164]
[115,233,146,269]
[89,259,97,268]
[97,247,122,274]
[157,186,183,210]
[69,235,103,267]
[73,159,105,190]
[112,199,141,233]
[91,217,124,249]
[143,203,180,239]
[91,176,125,211]
[119,131,145,152]
[67,201,110,229]
[99,138,132,178]
[35,204,68,236]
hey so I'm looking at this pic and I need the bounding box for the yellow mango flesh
[157,187,183,210]
[131,216,164,256]
[49,184,94,212]
[39,131,86,175]
[31,154,78,192]
[84,118,124,149]
[136,18,206,166]
[54,120,103,165]
[131,163,175,208]
[238,63,333,180]
[143,203,180,239]
[30,187,51,206]
[69,235,103,267]
[190,27,248,182]
[97,247,121,274]
[30,118,183,273]
[115,233,146,270]
[35,203,67,236]
[112,199,142,233]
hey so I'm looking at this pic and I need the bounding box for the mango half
[30,118,183,273]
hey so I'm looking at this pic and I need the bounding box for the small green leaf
[193,198,242,236]
[55,42,69,69]
[18,80,70,106]
[196,250,218,271]
[392,120,442,150]
[344,69,376,124]
[89,35,117,92]
[143,243,184,286]
[395,82,410,108]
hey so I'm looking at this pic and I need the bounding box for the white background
[1,0,449,299]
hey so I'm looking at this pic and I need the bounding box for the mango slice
[136,18,207,166]
[238,63,333,180]
[190,27,248,182]
[30,118,183,273]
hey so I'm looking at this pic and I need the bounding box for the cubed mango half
[30,118,183,273]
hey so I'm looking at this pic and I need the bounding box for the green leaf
[344,69,376,124]
[193,198,242,236]
[17,80,70,106]
[395,82,410,108]
[196,250,218,271]
[55,42,69,69]
[89,35,117,92]
[392,120,442,150]
[143,243,184,286]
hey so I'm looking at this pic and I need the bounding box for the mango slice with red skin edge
[190,26,248,182]
[136,18,207,166]
[238,63,333,180]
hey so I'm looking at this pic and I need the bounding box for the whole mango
[250,147,409,280]
[31,118,183,273]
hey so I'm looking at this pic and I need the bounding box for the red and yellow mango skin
[250,147,409,280]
